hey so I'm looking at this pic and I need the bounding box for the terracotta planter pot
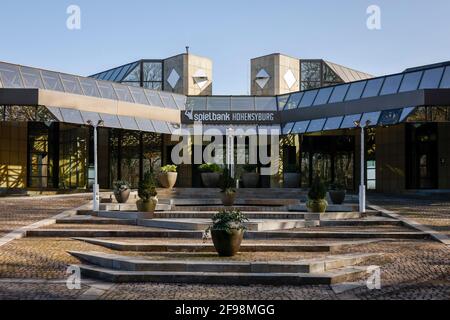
[136,197,158,219]
[242,172,259,188]
[114,189,130,204]
[306,199,328,213]
[201,172,221,188]
[283,173,300,188]
[158,172,178,189]
[329,190,346,205]
[211,229,244,257]
[221,192,236,206]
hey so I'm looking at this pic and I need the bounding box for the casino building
[0,52,449,194]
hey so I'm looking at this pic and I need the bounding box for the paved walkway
[0,195,91,237]
[0,193,448,300]
[368,194,450,237]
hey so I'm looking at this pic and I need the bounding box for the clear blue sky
[1,0,449,94]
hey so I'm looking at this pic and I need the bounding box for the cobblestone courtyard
[0,194,449,300]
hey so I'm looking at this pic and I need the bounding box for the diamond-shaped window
[193,69,208,89]
[255,69,270,89]
[167,69,180,89]
[284,69,297,89]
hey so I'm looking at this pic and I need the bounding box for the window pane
[60,74,82,94]
[129,86,149,105]
[255,97,277,111]
[299,90,318,108]
[97,81,117,100]
[345,81,366,101]
[79,78,100,97]
[99,113,121,128]
[160,92,178,109]
[143,62,163,82]
[231,97,255,111]
[186,97,206,110]
[284,92,303,110]
[115,63,136,81]
[173,94,187,110]
[301,61,321,82]
[277,94,290,110]
[419,67,444,89]
[41,70,64,91]
[282,122,295,135]
[440,66,450,88]
[80,111,101,124]
[323,116,343,130]
[306,119,326,132]
[207,97,231,110]
[0,63,23,88]
[112,84,134,102]
[20,67,44,89]
[313,87,333,105]
[145,90,164,106]
[135,118,156,132]
[123,64,141,82]
[380,74,403,95]
[119,116,139,130]
[362,78,384,98]
[399,107,416,122]
[379,109,403,125]
[291,121,310,134]
[152,120,170,134]
[328,84,349,103]
[340,114,362,129]
[399,71,423,92]
[60,108,84,124]
[360,112,381,127]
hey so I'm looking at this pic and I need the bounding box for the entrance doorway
[406,123,438,189]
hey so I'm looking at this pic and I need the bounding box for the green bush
[113,180,129,193]
[138,171,157,202]
[199,163,223,173]
[208,209,249,234]
[308,177,327,200]
[160,165,177,173]
[219,167,236,193]
[242,164,258,173]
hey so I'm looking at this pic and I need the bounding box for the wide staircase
[25,188,430,286]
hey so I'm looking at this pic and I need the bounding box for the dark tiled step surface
[72,237,383,253]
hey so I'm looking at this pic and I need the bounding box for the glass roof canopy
[1,60,450,135]
[0,61,186,110]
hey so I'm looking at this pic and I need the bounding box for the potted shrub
[241,164,259,188]
[113,180,130,204]
[158,164,178,189]
[306,178,328,213]
[219,168,236,206]
[199,163,222,188]
[283,164,300,188]
[136,171,158,218]
[206,209,249,257]
[329,182,347,205]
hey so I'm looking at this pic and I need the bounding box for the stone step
[73,238,382,253]
[93,210,362,220]
[137,218,305,231]
[289,204,358,212]
[76,264,370,285]
[27,229,429,240]
[69,251,378,273]
[56,216,135,225]
[99,203,172,212]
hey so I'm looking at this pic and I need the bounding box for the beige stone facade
[251,54,300,96]
[163,54,212,96]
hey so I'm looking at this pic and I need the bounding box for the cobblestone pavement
[0,195,90,237]
[368,194,450,236]
[0,194,449,300]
